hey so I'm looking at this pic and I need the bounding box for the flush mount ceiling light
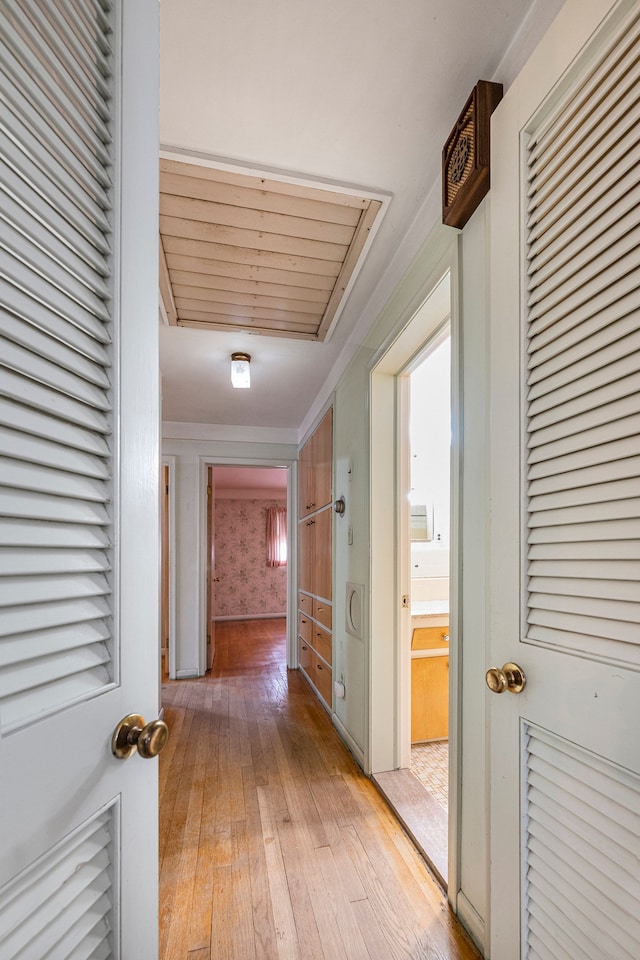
[230,352,251,389]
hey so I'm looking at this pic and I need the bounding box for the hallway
[159,619,479,960]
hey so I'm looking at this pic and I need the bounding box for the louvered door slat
[2,310,110,380]
[19,0,111,124]
[1,427,110,478]
[527,138,640,271]
[1,370,110,434]
[0,572,110,608]
[530,576,639,604]
[528,412,640,463]
[529,372,640,432]
[528,295,639,370]
[527,75,640,225]
[530,477,639,512]
[1,338,111,409]
[0,489,108,525]
[2,84,111,220]
[1,459,108,502]
[528,3,640,163]
[0,518,109,549]
[1,596,111,639]
[1,6,112,163]
[529,497,640,527]
[3,208,111,309]
[531,398,640,450]
[528,558,640,580]
[0,399,110,456]
[3,250,110,331]
[38,3,111,100]
[0,0,115,741]
[0,622,110,669]
[0,809,114,959]
[0,548,109,577]
[0,644,111,699]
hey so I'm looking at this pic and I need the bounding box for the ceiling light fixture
[230,351,251,389]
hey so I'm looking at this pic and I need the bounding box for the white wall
[330,211,492,942]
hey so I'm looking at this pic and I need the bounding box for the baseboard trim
[332,714,365,769]
[214,613,286,621]
[456,891,486,955]
[176,668,199,679]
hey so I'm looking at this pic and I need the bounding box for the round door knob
[486,662,527,694]
[112,713,169,759]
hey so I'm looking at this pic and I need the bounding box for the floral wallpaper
[214,498,287,618]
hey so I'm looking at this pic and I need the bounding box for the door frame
[369,239,462,904]
[197,456,297,673]
[162,455,177,680]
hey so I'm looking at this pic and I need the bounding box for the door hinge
[207,485,212,497]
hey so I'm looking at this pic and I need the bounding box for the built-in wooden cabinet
[298,408,333,710]
[411,623,449,742]
[298,409,333,518]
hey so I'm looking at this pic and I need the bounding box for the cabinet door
[298,435,314,518]
[297,518,313,593]
[313,408,333,510]
[312,507,332,601]
[411,656,449,741]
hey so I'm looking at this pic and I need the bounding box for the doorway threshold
[373,767,448,888]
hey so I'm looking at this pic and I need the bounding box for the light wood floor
[159,618,480,960]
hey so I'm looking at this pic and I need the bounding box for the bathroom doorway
[407,327,451,823]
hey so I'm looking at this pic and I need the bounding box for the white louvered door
[0,2,159,957]
[488,0,640,957]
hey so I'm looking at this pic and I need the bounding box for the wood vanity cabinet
[297,408,333,710]
[411,623,449,742]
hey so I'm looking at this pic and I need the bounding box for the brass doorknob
[112,713,169,759]
[486,662,526,694]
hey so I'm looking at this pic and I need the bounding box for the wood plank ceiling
[159,159,383,341]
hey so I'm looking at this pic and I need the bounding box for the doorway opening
[206,465,289,671]
[370,262,459,892]
[407,326,451,823]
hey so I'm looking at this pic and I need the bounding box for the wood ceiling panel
[162,236,342,277]
[169,270,329,303]
[161,171,362,227]
[159,160,384,341]
[172,286,326,315]
[165,255,337,291]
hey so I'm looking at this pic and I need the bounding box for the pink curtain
[266,506,287,566]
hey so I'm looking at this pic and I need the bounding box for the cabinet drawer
[411,624,449,651]
[298,636,312,673]
[298,611,312,643]
[299,592,312,615]
[312,624,331,665]
[312,598,332,630]
[312,652,332,706]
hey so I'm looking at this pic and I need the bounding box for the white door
[0,2,160,956]
[488,0,640,957]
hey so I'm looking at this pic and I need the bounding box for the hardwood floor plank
[241,764,280,960]
[159,619,480,960]
[256,784,302,960]
[313,844,371,960]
